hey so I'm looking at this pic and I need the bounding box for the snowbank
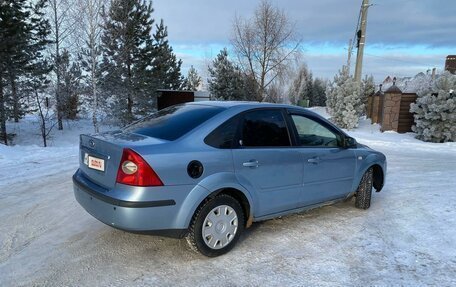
[1,109,456,286]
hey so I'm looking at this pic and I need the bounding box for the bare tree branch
[230,0,301,102]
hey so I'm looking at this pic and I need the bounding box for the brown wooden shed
[156,90,195,110]
[380,85,418,133]
[366,83,418,133]
[370,88,384,124]
[381,85,402,132]
[397,93,417,133]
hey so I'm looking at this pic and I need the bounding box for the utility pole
[347,38,353,73]
[354,0,370,83]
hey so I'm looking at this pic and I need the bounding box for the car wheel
[186,194,244,257]
[355,167,373,210]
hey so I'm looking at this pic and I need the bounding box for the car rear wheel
[186,194,244,257]
[355,167,374,209]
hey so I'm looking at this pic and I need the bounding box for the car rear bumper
[73,170,188,238]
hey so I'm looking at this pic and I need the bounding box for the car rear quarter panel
[131,140,256,228]
[176,172,255,228]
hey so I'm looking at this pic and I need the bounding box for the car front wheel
[186,194,244,257]
[355,167,374,209]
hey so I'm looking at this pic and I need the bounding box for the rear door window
[240,109,291,147]
[204,115,240,149]
[124,104,225,141]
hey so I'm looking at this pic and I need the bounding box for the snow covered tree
[0,0,34,125]
[0,75,6,144]
[288,64,312,106]
[183,66,202,91]
[26,0,54,146]
[77,0,108,132]
[208,48,247,101]
[29,56,54,147]
[0,0,23,144]
[48,0,77,130]
[361,75,375,114]
[326,66,363,129]
[410,71,456,143]
[100,0,156,123]
[58,50,82,119]
[0,0,51,144]
[287,63,326,107]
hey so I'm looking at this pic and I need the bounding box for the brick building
[366,83,417,133]
[445,55,456,74]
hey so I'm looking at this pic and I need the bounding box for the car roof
[188,100,302,110]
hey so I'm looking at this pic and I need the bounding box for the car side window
[240,109,291,147]
[291,114,339,147]
[204,116,239,149]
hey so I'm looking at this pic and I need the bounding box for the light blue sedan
[73,102,386,257]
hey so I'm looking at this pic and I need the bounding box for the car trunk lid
[79,132,167,189]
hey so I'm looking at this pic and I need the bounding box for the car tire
[186,194,244,257]
[355,167,373,210]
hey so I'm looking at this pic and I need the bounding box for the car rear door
[287,112,356,206]
[232,109,303,217]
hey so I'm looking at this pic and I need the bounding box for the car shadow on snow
[79,198,368,261]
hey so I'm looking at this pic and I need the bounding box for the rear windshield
[124,104,225,141]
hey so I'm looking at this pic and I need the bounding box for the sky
[152,0,456,84]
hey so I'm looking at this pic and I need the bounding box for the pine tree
[25,0,54,146]
[183,66,202,91]
[0,74,6,144]
[1,0,33,124]
[100,0,156,123]
[208,48,247,101]
[303,72,314,105]
[151,19,183,90]
[243,73,260,101]
[326,66,363,129]
[58,50,82,120]
[410,71,456,143]
[1,0,50,144]
[311,78,327,107]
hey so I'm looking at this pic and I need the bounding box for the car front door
[232,109,303,217]
[288,113,357,206]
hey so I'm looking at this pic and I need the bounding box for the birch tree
[76,0,107,132]
[231,0,300,102]
[48,0,76,130]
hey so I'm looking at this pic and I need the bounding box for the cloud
[153,0,455,81]
[154,0,456,47]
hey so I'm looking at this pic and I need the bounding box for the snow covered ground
[1,109,456,286]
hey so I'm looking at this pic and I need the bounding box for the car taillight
[116,148,163,186]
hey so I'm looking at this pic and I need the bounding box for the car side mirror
[343,136,357,148]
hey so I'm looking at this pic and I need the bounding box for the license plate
[85,153,105,172]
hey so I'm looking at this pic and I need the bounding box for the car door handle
[307,157,321,164]
[243,160,259,168]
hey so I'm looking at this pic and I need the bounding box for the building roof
[373,90,383,96]
[156,89,194,93]
[384,85,402,94]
